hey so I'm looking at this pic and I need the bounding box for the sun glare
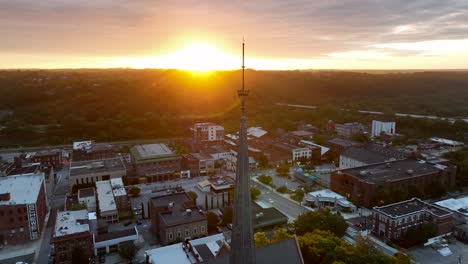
[121,42,239,71]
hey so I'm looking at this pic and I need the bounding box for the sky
[1,0,468,70]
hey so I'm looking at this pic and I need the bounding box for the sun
[168,42,238,72]
[121,42,238,71]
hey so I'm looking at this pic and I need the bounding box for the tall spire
[230,40,256,264]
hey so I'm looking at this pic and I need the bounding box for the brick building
[52,210,93,264]
[331,159,456,207]
[0,174,47,244]
[149,192,207,245]
[372,198,453,240]
[339,144,407,169]
[69,158,126,191]
[181,153,215,178]
[130,144,181,183]
[72,141,116,162]
[31,149,63,169]
[191,123,224,150]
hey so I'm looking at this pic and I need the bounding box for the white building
[95,181,118,223]
[371,120,396,138]
[304,189,356,212]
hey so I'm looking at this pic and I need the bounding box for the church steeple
[230,40,256,264]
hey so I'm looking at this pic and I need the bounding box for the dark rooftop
[94,227,137,242]
[78,188,95,198]
[206,238,304,264]
[327,138,359,148]
[340,159,441,184]
[70,157,126,177]
[151,192,206,227]
[341,144,407,164]
[374,198,452,218]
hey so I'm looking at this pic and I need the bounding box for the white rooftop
[73,140,93,150]
[54,210,90,237]
[247,127,268,138]
[305,189,353,207]
[110,178,127,197]
[145,233,225,264]
[435,196,468,216]
[0,174,44,205]
[134,144,174,158]
[300,140,330,156]
[430,137,464,146]
[96,181,117,212]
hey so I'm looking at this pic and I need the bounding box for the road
[0,137,189,153]
[254,181,308,220]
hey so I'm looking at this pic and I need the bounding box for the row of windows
[168,226,206,241]
[0,207,27,216]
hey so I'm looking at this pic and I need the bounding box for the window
[169,232,173,240]
[177,231,182,238]
[193,227,197,235]
[201,226,205,233]
[185,229,190,236]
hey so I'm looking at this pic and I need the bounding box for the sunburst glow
[122,42,239,71]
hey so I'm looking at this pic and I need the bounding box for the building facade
[72,141,116,162]
[191,123,224,145]
[149,192,207,245]
[52,210,93,264]
[31,150,63,169]
[331,159,457,207]
[130,144,181,183]
[182,153,215,178]
[69,158,126,190]
[0,174,48,244]
[371,120,396,138]
[372,198,453,240]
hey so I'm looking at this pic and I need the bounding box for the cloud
[0,0,468,68]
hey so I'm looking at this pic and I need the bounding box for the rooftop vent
[406,169,414,175]
[186,209,192,215]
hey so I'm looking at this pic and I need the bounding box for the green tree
[251,187,261,201]
[271,228,293,243]
[119,241,137,262]
[70,202,87,211]
[258,175,273,186]
[129,187,141,197]
[351,132,371,143]
[276,162,290,177]
[294,209,347,237]
[187,191,198,201]
[258,153,269,168]
[254,232,271,247]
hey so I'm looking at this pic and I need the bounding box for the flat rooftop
[110,178,127,197]
[130,144,178,162]
[70,157,125,177]
[327,138,359,147]
[435,196,468,216]
[78,188,95,198]
[0,173,44,205]
[95,180,117,212]
[54,210,90,237]
[375,198,451,218]
[341,159,440,184]
[150,192,205,227]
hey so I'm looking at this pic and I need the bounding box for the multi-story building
[130,144,181,183]
[149,192,207,245]
[191,123,224,147]
[0,174,47,244]
[109,178,129,211]
[78,188,96,212]
[69,158,126,190]
[181,153,215,178]
[72,141,116,162]
[95,181,119,224]
[31,150,63,169]
[372,198,453,240]
[328,121,365,137]
[273,143,312,162]
[331,159,456,207]
[371,120,396,138]
[339,144,407,169]
[52,210,93,264]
